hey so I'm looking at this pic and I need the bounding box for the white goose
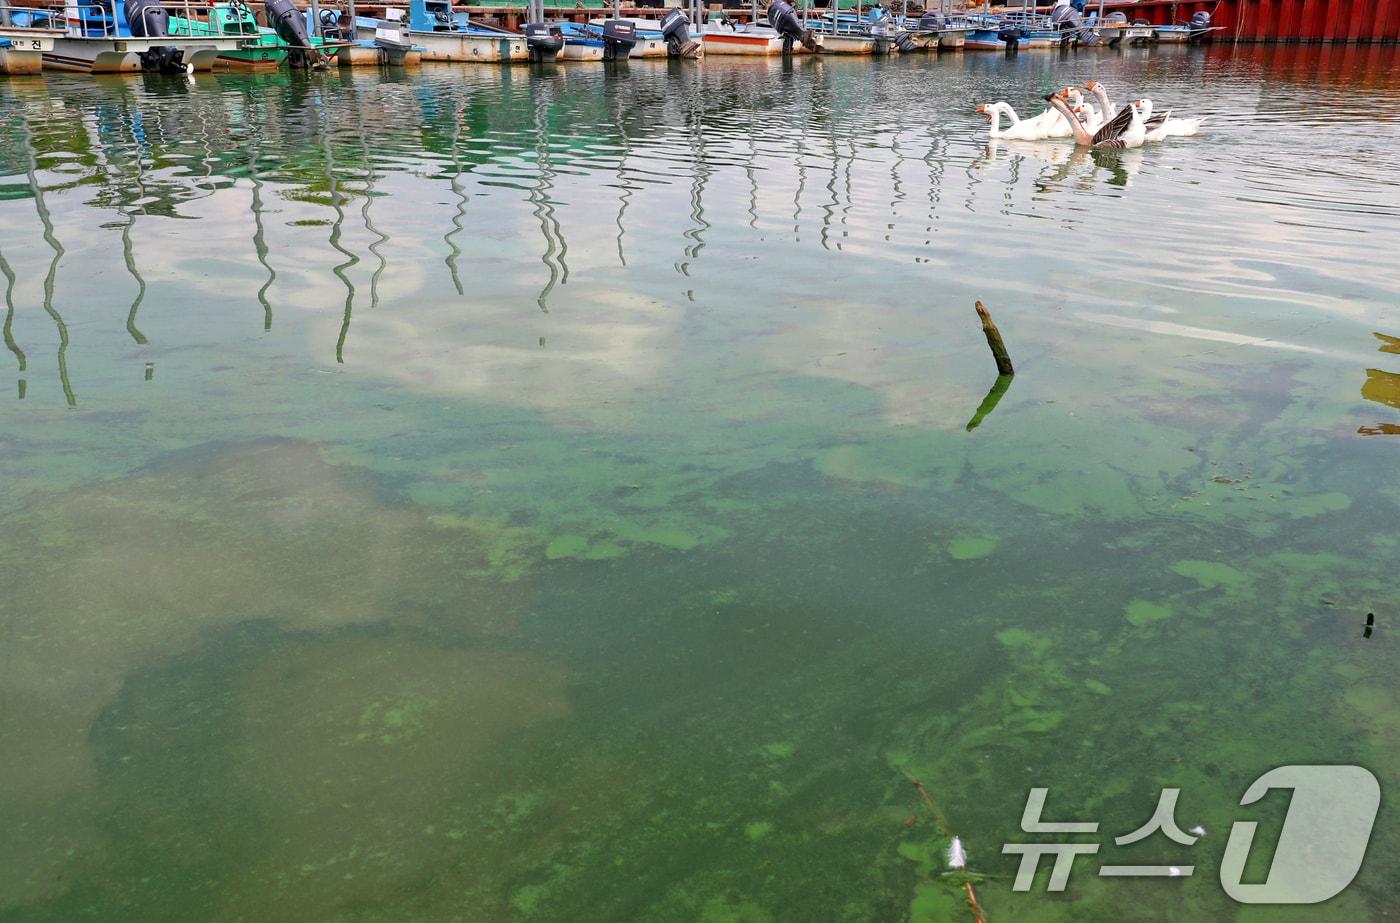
[1084,81,1118,120]
[976,102,1049,141]
[1026,88,1085,137]
[1132,98,1204,137]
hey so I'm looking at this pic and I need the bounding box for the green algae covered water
[1,44,1399,922]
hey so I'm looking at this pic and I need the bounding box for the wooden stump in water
[980,301,1013,378]
[975,301,1014,377]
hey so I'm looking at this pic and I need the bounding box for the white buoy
[946,836,967,869]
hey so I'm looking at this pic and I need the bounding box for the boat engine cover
[601,18,637,59]
[125,0,170,37]
[523,21,564,60]
[660,7,700,55]
[266,0,313,47]
[766,0,799,34]
[767,0,814,49]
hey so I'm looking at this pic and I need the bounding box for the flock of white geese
[977,82,1204,149]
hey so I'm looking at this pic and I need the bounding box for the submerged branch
[975,301,1014,376]
[902,769,989,923]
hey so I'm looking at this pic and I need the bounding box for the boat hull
[938,28,968,48]
[0,30,58,74]
[814,32,874,54]
[1099,23,1154,45]
[0,45,46,75]
[963,29,1005,50]
[214,44,287,69]
[558,39,603,61]
[701,26,794,55]
[391,29,526,62]
[1153,25,1191,42]
[629,34,668,57]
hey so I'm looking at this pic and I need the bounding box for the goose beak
[1084,81,1098,90]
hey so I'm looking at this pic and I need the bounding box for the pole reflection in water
[676,102,709,278]
[529,76,567,313]
[612,102,631,268]
[114,107,151,352]
[319,87,359,365]
[21,113,75,408]
[445,96,469,297]
[250,149,277,332]
[1,246,23,400]
[355,87,388,311]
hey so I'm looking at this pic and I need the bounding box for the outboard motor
[659,7,701,57]
[996,25,1021,49]
[601,18,636,60]
[1049,2,1095,45]
[266,0,317,67]
[767,0,814,54]
[125,0,186,73]
[522,22,564,62]
[1189,9,1211,39]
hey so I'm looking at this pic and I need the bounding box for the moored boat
[701,18,791,55]
[168,2,289,69]
[1153,23,1191,42]
[1095,11,1154,46]
[44,0,243,73]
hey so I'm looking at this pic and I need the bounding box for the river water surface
[1,44,1398,922]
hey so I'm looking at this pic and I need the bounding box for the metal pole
[348,0,356,33]
[308,0,322,36]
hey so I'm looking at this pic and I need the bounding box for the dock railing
[1,3,69,29]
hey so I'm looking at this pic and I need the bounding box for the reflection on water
[1360,332,1400,436]
[1,45,1399,922]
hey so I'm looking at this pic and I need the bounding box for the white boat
[586,18,672,57]
[45,0,241,73]
[701,21,795,55]
[813,31,875,53]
